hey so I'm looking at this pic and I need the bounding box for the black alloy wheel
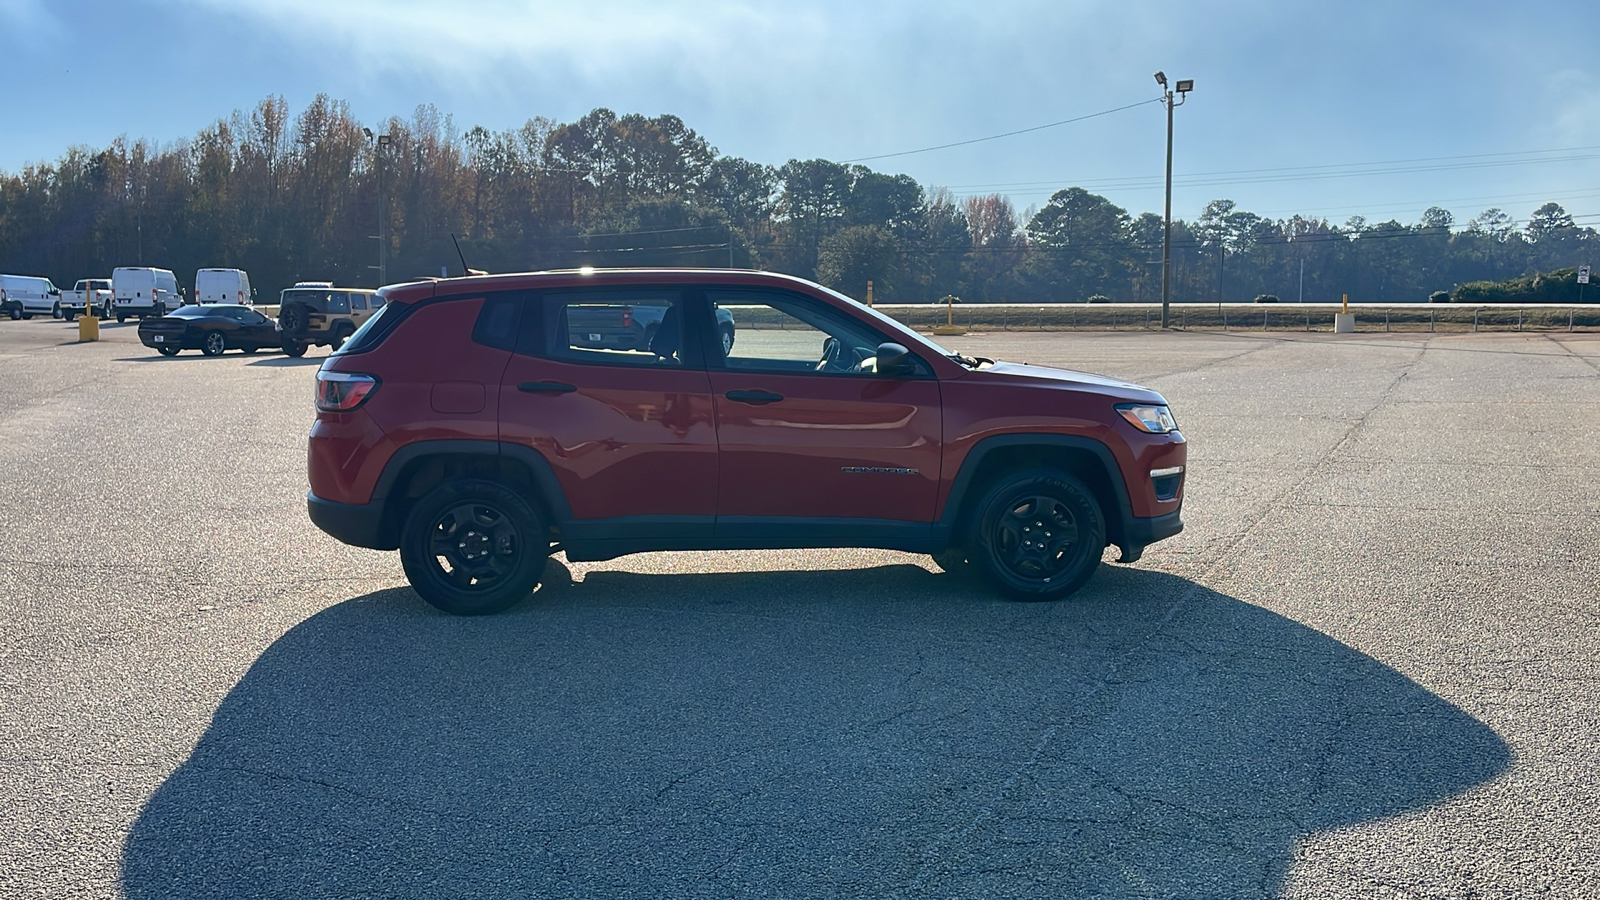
[721,326,735,356]
[400,480,548,616]
[972,468,1106,601]
[157,345,180,356]
[202,331,227,356]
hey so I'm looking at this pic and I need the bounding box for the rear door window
[531,289,699,368]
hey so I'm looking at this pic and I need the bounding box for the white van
[194,268,253,305]
[111,267,182,321]
[0,274,64,320]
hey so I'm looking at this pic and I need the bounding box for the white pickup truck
[61,279,113,320]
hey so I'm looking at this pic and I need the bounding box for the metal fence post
[1385,309,1390,332]
[1474,310,1479,332]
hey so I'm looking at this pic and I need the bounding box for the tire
[154,302,165,317]
[7,306,19,320]
[278,304,307,337]
[282,339,307,357]
[21,312,32,320]
[329,324,353,352]
[970,468,1106,602]
[157,346,180,356]
[64,309,77,322]
[720,326,735,356]
[52,302,62,319]
[240,345,259,355]
[201,331,227,356]
[399,480,548,616]
[116,314,126,324]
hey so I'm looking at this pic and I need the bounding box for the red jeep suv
[307,269,1186,615]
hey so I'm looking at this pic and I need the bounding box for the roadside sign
[1579,265,1590,285]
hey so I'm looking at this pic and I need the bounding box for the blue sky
[5,0,1598,229]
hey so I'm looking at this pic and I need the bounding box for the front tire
[400,480,548,616]
[201,331,227,356]
[971,468,1106,601]
[52,302,62,319]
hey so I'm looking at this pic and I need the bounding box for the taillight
[316,371,380,411]
[622,306,633,328]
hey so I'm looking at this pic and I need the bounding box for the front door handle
[724,389,784,405]
[518,380,577,394]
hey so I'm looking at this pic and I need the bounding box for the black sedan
[138,305,280,356]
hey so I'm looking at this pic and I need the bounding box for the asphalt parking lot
[1,316,1596,898]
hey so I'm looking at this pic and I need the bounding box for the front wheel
[201,331,227,356]
[971,468,1106,602]
[400,480,548,616]
[52,302,62,319]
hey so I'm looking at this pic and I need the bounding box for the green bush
[1254,293,1279,303]
[1451,268,1589,303]
[1429,290,1450,303]
[1085,294,1110,304]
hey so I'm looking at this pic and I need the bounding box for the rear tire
[971,468,1106,602]
[157,346,180,357]
[329,324,353,352]
[116,314,126,323]
[400,480,548,616]
[64,309,77,322]
[282,339,307,357]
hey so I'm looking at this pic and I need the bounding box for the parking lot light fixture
[1158,74,1193,329]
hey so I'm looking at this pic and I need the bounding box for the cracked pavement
[0,319,1596,898]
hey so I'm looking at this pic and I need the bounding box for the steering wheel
[818,336,862,373]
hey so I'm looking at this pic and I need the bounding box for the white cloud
[166,0,833,86]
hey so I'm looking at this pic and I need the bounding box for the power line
[839,99,1162,163]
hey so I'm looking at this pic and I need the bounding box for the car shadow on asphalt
[246,355,324,367]
[121,563,1509,898]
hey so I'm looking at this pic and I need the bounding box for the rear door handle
[517,381,577,394]
[724,389,784,405]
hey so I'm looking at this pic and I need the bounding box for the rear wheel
[400,480,548,616]
[6,307,19,320]
[240,345,259,355]
[64,309,77,322]
[157,346,180,357]
[282,339,307,357]
[971,468,1106,602]
[202,331,227,356]
[329,323,353,352]
[116,314,126,323]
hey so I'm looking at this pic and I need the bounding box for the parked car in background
[0,274,64,320]
[277,283,382,356]
[111,267,183,322]
[194,268,254,305]
[137,304,279,356]
[305,268,1187,616]
[61,279,113,320]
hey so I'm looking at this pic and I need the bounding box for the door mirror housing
[875,342,917,378]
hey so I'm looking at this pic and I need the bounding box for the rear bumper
[308,492,394,550]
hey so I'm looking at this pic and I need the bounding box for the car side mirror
[875,342,917,378]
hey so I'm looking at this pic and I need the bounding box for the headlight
[1116,403,1178,434]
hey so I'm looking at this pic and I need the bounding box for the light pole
[365,129,393,286]
[1155,72,1193,329]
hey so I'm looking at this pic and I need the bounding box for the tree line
[2,95,1596,304]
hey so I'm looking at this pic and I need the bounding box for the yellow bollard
[78,312,100,342]
[932,293,966,336]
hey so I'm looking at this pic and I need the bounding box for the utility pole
[366,129,392,286]
[1155,72,1193,329]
